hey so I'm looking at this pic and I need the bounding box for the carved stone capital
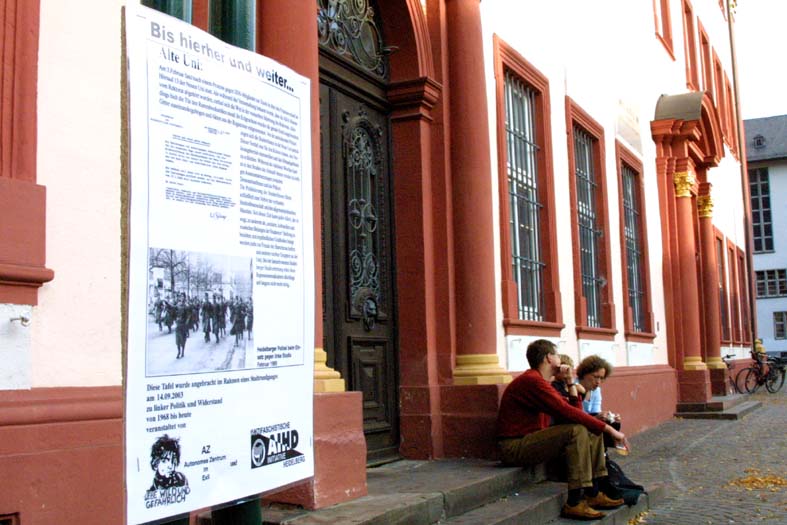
[697,195,713,218]
[673,170,695,198]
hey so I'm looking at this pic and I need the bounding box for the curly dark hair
[576,355,613,380]
[150,434,181,469]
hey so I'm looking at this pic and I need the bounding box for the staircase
[237,459,664,525]
[675,393,761,420]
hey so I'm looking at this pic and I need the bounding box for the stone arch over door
[651,91,726,403]
[318,0,441,462]
[376,0,446,460]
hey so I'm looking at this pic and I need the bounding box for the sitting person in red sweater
[497,339,629,520]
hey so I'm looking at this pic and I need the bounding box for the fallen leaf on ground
[727,471,787,490]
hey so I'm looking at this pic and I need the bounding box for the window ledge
[576,326,617,341]
[655,33,675,61]
[503,319,565,338]
[0,179,51,305]
[624,331,657,343]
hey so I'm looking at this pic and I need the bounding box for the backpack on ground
[606,458,645,506]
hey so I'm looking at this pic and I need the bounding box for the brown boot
[584,492,625,509]
[561,500,605,520]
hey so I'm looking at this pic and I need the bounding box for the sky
[734,0,787,119]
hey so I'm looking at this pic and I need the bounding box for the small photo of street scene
[146,247,254,377]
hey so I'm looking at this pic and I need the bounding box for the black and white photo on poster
[146,248,254,376]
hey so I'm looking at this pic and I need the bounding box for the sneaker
[561,500,605,520]
[584,492,625,509]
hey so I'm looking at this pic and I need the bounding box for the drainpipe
[726,0,758,348]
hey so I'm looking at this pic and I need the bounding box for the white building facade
[746,115,787,355]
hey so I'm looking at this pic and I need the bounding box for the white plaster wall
[694,0,735,72]
[481,1,744,370]
[712,154,748,245]
[32,0,126,386]
[0,305,33,389]
[752,160,787,352]
[506,335,565,373]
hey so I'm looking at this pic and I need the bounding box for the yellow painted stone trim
[705,356,726,370]
[697,195,713,218]
[314,347,346,393]
[673,171,695,198]
[683,355,708,370]
[453,354,512,385]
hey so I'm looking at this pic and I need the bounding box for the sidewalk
[198,389,785,524]
[617,388,787,524]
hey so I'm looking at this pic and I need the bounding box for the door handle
[362,296,378,331]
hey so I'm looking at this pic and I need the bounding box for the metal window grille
[210,0,256,50]
[728,247,740,340]
[621,164,646,332]
[573,126,603,328]
[749,168,773,252]
[504,71,545,321]
[738,255,750,337]
[142,0,193,21]
[755,269,787,298]
[717,240,729,340]
[775,312,787,339]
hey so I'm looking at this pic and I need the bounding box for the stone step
[676,400,762,420]
[544,485,665,525]
[200,458,663,525]
[258,459,547,525]
[261,492,445,524]
[440,481,565,525]
[677,393,750,413]
[443,483,664,525]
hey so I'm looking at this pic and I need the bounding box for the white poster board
[124,5,314,524]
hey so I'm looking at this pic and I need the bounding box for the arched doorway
[651,91,726,403]
[317,0,399,463]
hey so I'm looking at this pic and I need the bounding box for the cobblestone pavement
[619,389,787,524]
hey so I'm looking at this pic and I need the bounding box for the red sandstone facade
[0,1,753,523]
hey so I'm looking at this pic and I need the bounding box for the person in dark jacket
[201,293,214,343]
[230,297,246,347]
[174,293,189,359]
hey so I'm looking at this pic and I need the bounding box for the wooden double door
[319,55,399,463]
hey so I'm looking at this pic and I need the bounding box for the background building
[0,0,754,523]
[745,115,787,357]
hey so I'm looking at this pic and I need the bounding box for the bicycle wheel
[743,367,761,393]
[736,367,754,393]
[765,367,785,393]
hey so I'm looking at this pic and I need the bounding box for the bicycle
[721,353,742,394]
[738,352,786,394]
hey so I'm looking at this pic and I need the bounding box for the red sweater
[497,369,606,438]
